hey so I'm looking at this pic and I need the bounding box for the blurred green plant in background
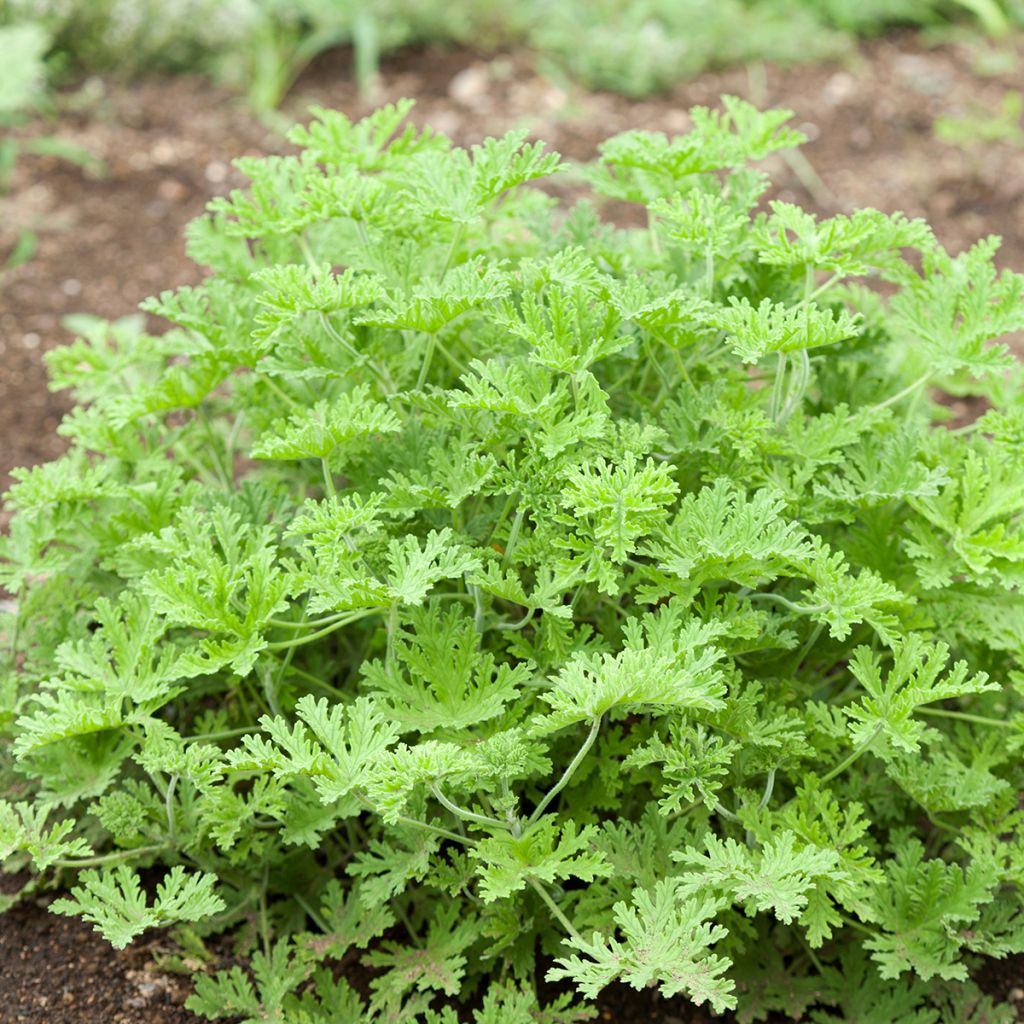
[936,88,1024,148]
[0,21,101,279]
[2,0,1023,110]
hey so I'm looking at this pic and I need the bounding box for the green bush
[4,98,1024,1021]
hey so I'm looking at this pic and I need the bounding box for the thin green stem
[779,348,810,422]
[440,225,465,280]
[265,612,351,631]
[770,352,788,421]
[8,582,25,661]
[165,775,179,847]
[294,893,330,934]
[494,608,535,631]
[197,408,231,490]
[871,370,935,412]
[265,610,377,651]
[394,816,471,846]
[820,724,883,784]
[321,458,337,501]
[53,843,167,869]
[273,658,347,699]
[259,865,271,956]
[261,662,283,719]
[714,801,742,823]
[838,913,876,938]
[318,313,393,392]
[501,507,526,567]
[917,707,1015,729]
[262,375,301,411]
[527,877,582,943]
[390,896,422,944]
[807,272,843,304]
[183,727,255,744]
[486,491,519,547]
[429,783,508,831]
[529,715,602,825]
[416,334,437,390]
[386,604,398,666]
[352,789,471,846]
[297,233,318,269]
[746,592,827,615]
[434,337,469,376]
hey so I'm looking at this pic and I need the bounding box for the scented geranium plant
[4,98,1024,1022]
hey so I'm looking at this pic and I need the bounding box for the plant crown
[4,98,1024,1022]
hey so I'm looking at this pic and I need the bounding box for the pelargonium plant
[4,97,1024,1022]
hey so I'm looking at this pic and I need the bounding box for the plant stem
[53,843,167,869]
[871,370,935,412]
[917,707,1015,729]
[416,334,436,389]
[183,727,255,744]
[820,724,883,784]
[770,352,788,421]
[501,507,526,567]
[294,892,330,934]
[165,775,179,847]
[527,877,582,943]
[321,458,336,501]
[529,715,602,825]
[265,610,376,651]
[352,789,471,846]
[430,783,508,830]
[8,583,24,661]
[266,612,352,630]
[440,225,465,280]
[838,913,876,938]
[745,592,827,615]
[714,801,742,823]
[262,375,301,410]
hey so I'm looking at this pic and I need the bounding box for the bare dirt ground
[2,30,1024,1024]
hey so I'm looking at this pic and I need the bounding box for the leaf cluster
[3,97,1024,1021]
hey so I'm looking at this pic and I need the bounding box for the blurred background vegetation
[2,0,1023,113]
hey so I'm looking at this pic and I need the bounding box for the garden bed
[2,31,1023,496]
[3,28,1024,1024]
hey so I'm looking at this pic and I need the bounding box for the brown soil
[3,29,1024,1024]
[0,898,196,1024]
[2,890,1023,1024]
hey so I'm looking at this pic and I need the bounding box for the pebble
[157,178,188,201]
[151,139,177,164]
[822,71,856,106]
[850,125,872,149]
[449,64,492,108]
[205,160,229,183]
